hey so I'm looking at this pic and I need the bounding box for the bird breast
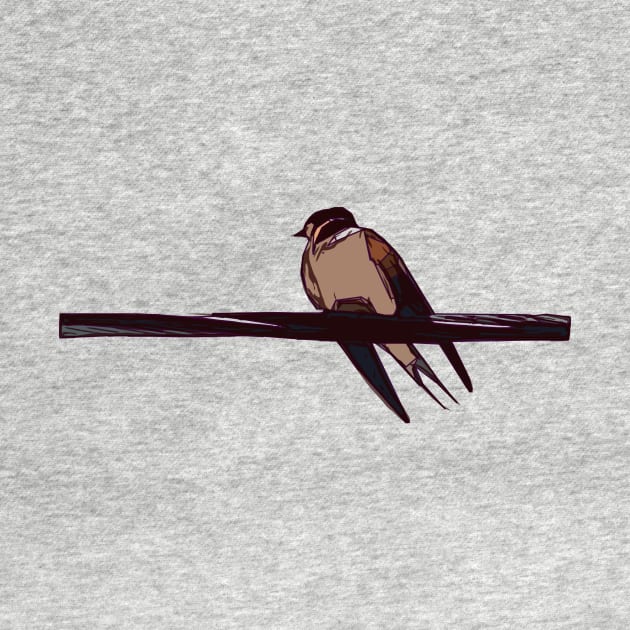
[304,229,397,315]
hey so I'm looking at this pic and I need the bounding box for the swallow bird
[294,207,472,422]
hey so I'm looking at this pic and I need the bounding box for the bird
[294,206,472,422]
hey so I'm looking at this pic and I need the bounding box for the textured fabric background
[2,1,629,627]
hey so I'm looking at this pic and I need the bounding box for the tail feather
[410,365,449,410]
[400,303,473,393]
[411,350,459,405]
[380,342,458,408]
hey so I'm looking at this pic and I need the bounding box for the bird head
[293,207,358,240]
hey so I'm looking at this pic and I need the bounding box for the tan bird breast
[303,229,397,315]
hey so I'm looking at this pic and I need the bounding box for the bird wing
[337,341,410,423]
[364,229,473,392]
[437,341,473,392]
[364,229,435,315]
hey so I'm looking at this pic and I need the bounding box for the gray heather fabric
[2,1,629,627]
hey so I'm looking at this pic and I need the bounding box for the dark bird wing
[364,229,473,392]
[437,341,473,392]
[338,341,410,423]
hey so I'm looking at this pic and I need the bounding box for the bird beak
[293,227,307,237]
